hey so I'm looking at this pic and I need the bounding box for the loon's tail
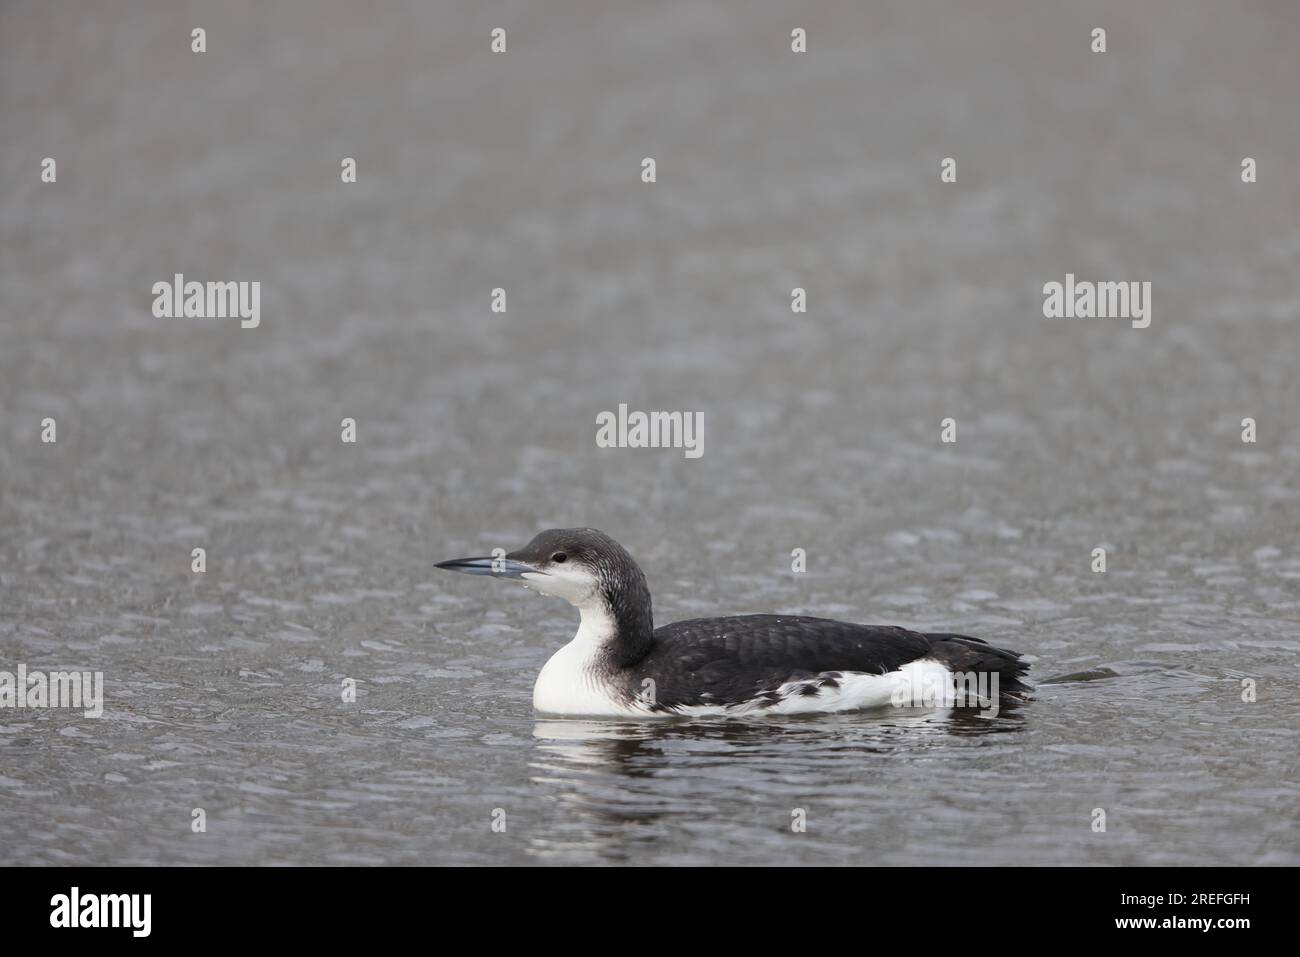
[925,633,1031,702]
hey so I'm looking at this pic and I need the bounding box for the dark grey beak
[434,556,537,580]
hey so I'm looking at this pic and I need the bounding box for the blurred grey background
[1,1,1297,865]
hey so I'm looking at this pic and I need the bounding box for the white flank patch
[678,659,956,717]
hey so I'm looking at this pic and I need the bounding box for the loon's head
[436,527,650,614]
[437,529,655,665]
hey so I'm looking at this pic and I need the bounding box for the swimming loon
[436,528,1030,718]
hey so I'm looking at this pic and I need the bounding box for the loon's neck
[580,575,653,669]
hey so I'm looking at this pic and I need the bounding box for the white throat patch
[520,564,599,606]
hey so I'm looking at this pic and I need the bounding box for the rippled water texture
[2,1,1298,865]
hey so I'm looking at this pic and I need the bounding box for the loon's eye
[551,552,567,564]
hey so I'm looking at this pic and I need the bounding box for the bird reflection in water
[523,704,1025,863]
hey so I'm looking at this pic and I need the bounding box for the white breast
[532,609,649,718]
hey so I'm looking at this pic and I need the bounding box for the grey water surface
[1,1,1298,866]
